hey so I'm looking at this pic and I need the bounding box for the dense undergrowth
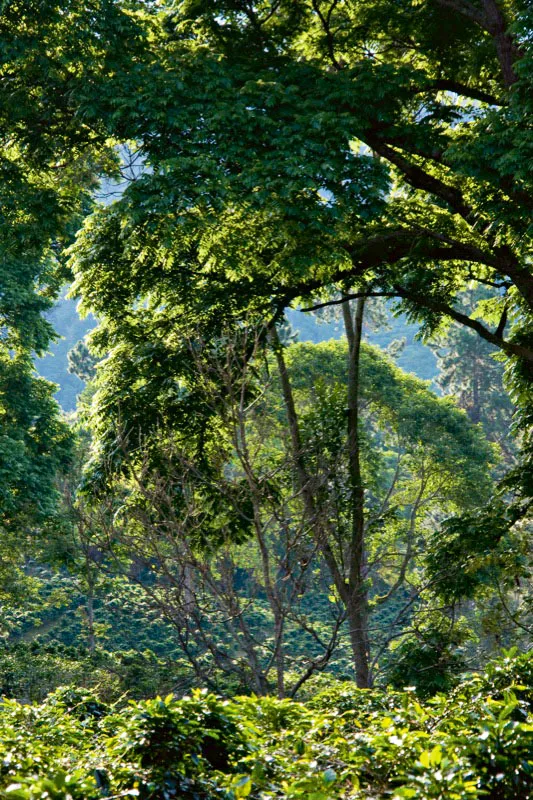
[0,650,531,800]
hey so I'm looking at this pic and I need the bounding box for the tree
[68,339,98,384]
[0,0,140,350]
[78,328,347,696]
[76,300,495,688]
[272,311,495,686]
[0,0,150,578]
[0,0,129,492]
[0,353,73,610]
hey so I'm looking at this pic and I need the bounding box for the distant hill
[36,297,437,412]
[35,294,95,411]
[287,308,437,383]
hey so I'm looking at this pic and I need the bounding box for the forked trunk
[270,316,372,688]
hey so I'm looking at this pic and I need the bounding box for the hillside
[35,295,96,411]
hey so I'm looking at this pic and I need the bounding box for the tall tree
[0,0,148,599]
[76,292,495,686]
[428,287,516,461]
[274,324,495,685]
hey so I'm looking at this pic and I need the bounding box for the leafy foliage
[0,354,73,601]
[0,652,531,799]
[0,2,530,789]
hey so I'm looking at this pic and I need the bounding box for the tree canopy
[60,0,532,508]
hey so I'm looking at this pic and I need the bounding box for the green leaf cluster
[0,651,530,799]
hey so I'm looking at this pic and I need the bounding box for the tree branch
[312,0,342,70]
[274,227,502,312]
[271,226,533,363]
[367,138,473,220]
[419,78,505,106]
[435,0,489,30]
[436,0,519,87]
[302,291,395,312]
[393,285,533,364]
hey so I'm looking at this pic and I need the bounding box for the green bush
[102,691,247,799]
[0,642,197,703]
[0,652,530,799]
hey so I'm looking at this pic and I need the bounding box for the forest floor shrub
[0,650,531,800]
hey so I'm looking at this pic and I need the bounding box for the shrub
[0,652,530,799]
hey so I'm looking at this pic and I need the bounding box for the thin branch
[393,284,533,364]
[496,579,533,635]
[417,79,505,106]
[302,291,395,312]
[288,613,345,698]
[312,0,342,70]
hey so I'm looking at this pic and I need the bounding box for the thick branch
[418,78,505,106]
[436,0,519,87]
[393,285,533,364]
[272,227,533,364]
[274,227,501,312]
[435,0,488,29]
[482,0,520,87]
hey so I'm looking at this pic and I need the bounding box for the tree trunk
[342,297,372,688]
[482,0,519,87]
[346,603,371,688]
[234,369,286,697]
[84,543,97,653]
